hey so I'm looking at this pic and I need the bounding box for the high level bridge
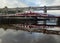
[0,6,60,14]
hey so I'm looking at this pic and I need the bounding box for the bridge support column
[44,6,47,13]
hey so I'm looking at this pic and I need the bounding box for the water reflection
[0,28,60,43]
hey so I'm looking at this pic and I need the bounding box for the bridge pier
[44,6,47,13]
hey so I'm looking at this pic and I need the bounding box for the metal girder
[1,6,60,10]
[14,6,60,10]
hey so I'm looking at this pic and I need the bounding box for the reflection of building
[46,18,57,25]
[37,17,57,25]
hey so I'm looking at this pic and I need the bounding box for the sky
[0,0,60,8]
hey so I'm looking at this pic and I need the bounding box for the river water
[0,28,60,43]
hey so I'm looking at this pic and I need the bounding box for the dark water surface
[0,28,60,43]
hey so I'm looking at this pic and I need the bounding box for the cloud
[1,30,57,43]
[20,0,37,6]
[0,0,59,8]
[20,0,47,6]
[33,0,57,6]
[0,0,28,8]
[50,0,60,6]
[20,0,55,6]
